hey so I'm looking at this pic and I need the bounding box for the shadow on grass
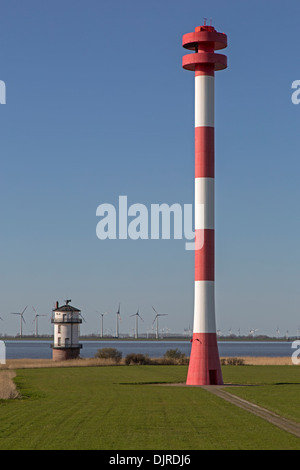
[274,382,300,386]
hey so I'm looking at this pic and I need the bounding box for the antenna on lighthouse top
[203,17,207,26]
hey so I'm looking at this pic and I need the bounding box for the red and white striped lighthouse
[182,22,227,385]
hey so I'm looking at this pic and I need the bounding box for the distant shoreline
[0,335,295,342]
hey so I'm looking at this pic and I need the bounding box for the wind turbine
[184,326,192,337]
[32,306,47,337]
[130,308,144,339]
[98,312,107,338]
[152,306,168,339]
[249,328,259,337]
[116,304,121,338]
[11,305,28,337]
[79,312,86,323]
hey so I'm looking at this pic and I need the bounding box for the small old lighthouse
[51,300,83,361]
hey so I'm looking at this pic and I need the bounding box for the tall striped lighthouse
[182,23,227,385]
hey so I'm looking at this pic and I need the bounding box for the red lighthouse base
[186,333,223,385]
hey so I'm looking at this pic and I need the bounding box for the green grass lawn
[223,365,300,424]
[0,365,299,450]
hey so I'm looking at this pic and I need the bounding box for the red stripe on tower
[194,229,214,281]
[182,22,228,385]
[195,127,214,178]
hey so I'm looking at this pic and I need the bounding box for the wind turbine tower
[32,306,47,337]
[152,306,168,340]
[11,306,28,337]
[99,312,107,338]
[130,308,144,339]
[116,304,121,338]
[182,21,228,385]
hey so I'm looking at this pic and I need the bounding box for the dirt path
[201,385,300,439]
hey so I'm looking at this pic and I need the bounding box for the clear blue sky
[0,0,299,337]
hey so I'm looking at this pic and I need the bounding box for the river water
[2,340,295,360]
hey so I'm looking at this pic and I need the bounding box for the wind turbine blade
[22,306,28,315]
[152,306,158,314]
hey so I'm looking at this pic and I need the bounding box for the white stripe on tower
[194,177,214,231]
[195,75,214,128]
[193,280,216,333]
